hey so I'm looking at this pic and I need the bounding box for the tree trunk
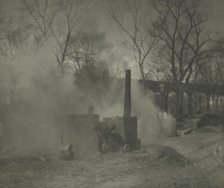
[164,92,169,112]
[187,92,193,117]
[198,95,203,112]
[206,94,211,112]
[193,93,198,113]
[176,89,184,116]
[212,95,216,112]
[215,96,219,112]
[160,91,169,112]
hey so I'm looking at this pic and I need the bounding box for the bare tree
[106,0,158,81]
[65,31,111,96]
[22,0,86,75]
[22,0,57,38]
[0,11,35,107]
[197,42,224,111]
[151,0,211,115]
[66,31,109,72]
[0,12,32,57]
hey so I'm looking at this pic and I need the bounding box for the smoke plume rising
[0,41,175,157]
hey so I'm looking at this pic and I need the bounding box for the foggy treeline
[0,0,224,153]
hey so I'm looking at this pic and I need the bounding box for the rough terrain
[0,131,224,188]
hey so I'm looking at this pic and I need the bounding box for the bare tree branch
[107,0,157,81]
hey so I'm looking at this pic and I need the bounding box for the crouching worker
[58,144,75,161]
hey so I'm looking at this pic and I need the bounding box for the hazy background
[1,0,224,78]
[0,0,221,156]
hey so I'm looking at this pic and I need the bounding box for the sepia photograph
[0,0,224,187]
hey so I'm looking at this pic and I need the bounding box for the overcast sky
[1,0,224,78]
[0,0,223,36]
[202,0,224,32]
[1,0,224,29]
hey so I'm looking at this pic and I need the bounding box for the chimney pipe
[124,69,131,118]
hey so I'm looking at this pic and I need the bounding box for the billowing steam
[132,83,176,145]
[0,40,175,157]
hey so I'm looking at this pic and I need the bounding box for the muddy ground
[0,131,224,188]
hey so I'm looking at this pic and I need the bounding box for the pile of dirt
[154,146,190,166]
[197,113,224,129]
[133,146,190,168]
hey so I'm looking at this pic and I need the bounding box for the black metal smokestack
[124,69,131,118]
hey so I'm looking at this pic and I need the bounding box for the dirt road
[0,132,223,188]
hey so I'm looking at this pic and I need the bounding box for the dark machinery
[96,122,124,153]
[96,70,140,153]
